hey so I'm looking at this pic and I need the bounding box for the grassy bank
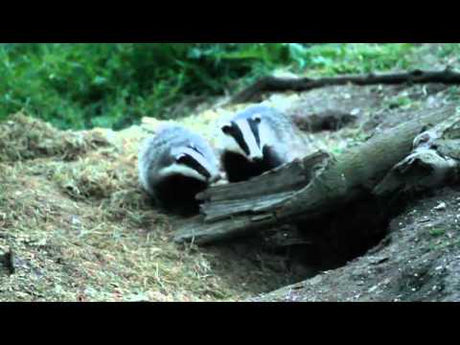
[0,43,434,130]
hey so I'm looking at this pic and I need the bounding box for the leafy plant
[0,43,422,130]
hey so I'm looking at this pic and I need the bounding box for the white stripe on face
[158,164,207,181]
[181,147,216,179]
[237,119,263,161]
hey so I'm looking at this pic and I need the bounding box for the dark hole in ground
[0,249,15,276]
[260,191,445,287]
[292,111,358,133]
[288,196,396,273]
[204,195,412,294]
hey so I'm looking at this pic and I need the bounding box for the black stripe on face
[222,121,250,156]
[177,154,211,179]
[248,118,260,147]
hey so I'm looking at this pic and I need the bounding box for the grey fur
[219,105,308,182]
[138,125,220,207]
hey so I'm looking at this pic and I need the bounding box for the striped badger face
[221,113,265,162]
[159,143,220,183]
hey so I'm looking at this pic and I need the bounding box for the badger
[218,105,308,182]
[138,125,220,213]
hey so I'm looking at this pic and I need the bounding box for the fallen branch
[374,111,460,196]
[174,106,459,245]
[230,68,460,104]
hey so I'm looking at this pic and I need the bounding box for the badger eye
[253,114,262,123]
[175,153,186,163]
[222,124,234,135]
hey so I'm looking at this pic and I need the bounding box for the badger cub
[138,125,220,213]
[219,105,307,182]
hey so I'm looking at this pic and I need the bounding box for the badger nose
[250,154,264,162]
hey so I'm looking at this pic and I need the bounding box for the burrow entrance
[200,194,411,295]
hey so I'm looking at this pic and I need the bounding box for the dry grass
[0,111,297,301]
[0,113,110,162]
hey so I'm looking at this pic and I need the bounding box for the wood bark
[230,69,460,104]
[373,110,460,196]
[174,106,459,245]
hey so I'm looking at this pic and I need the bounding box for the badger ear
[252,114,262,123]
[221,123,233,135]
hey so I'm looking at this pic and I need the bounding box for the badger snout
[249,153,264,162]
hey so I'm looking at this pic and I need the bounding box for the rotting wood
[373,110,460,196]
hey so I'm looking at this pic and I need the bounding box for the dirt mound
[0,113,300,301]
[0,112,110,162]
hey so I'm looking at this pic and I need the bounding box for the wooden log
[373,111,460,196]
[174,106,458,245]
[197,151,331,221]
[230,68,460,104]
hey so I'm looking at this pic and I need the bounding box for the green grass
[0,43,442,130]
[299,43,415,76]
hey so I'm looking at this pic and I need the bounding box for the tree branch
[230,68,460,104]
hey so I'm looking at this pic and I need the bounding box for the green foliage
[301,43,415,75]
[0,43,420,130]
